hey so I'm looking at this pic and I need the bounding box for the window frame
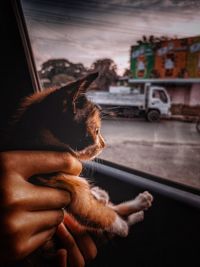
[12,0,42,92]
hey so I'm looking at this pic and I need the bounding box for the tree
[38,59,88,87]
[136,35,172,45]
[123,68,131,78]
[90,58,118,91]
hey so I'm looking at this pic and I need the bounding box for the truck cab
[145,84,171,122]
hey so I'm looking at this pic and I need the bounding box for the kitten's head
[23,72,105,161]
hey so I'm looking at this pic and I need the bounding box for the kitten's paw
[133,191,153,211]
[106,216,128,237]
[127,211,144,226]
[91,186,110,205]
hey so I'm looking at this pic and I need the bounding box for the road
[99,118,200,189]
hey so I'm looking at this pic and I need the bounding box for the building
[130,36,200,116]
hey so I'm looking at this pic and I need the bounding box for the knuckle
[0,152,11,174]
[3,214,21,235]
[9,239,26,260]
[0,188,21,209]
[59,152,73,167]
[61,153,82,175]
[0,152,20,175]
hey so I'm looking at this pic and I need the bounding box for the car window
[21,0,200,190]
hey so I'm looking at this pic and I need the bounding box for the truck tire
[147,110,160,122]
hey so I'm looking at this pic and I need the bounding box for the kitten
[2,72,152,237]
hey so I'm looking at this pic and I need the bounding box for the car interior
[1,1,200,266]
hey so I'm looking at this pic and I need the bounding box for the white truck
[87,83,171,122]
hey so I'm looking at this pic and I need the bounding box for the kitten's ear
[55,72,98,113]
[70,72,99,102]
[68,72,98,113]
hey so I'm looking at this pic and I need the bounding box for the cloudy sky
[22,0,200,75]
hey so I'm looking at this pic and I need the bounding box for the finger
[28,210,64,236]
[27,227,57,257]
[75,235,97,262]
[24,183,71,210]
[56,223,85,267]
[4,210,64,238]
[55,249,67,267]
[5,151,82,178]
[64,212,86,234]
[63,213,97,262]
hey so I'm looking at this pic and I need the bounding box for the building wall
[190,84,200,106]
[167,84,200,106]
[167,86,189,105]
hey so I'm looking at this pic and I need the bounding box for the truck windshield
[153,90,168,103]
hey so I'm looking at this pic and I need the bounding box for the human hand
[55,212,97,267]
[0,150,82,264]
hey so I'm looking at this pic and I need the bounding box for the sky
[22,0,200,75]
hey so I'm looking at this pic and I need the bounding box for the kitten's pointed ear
[70,72,98,113]
[71,72,99,102]
[56,72,98,113]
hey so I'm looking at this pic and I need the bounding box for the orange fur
[37,173,116,230]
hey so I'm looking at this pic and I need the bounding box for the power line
[25,10,193,37]
[24,0,200,15]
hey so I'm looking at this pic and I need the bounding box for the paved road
[99,119,200,189]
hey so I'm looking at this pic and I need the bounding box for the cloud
[22,0,200,74]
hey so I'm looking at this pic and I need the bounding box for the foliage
[38,58,88,87]
[90,58,118,90]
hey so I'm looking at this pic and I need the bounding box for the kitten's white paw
[127,211,144,226]
[133,191,153,211]
[91,186,110,205]
[106,216,128,237]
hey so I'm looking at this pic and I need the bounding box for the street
[99,118,200,189]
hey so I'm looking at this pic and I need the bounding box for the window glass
[153,90,168,103]
[21,0,200,189]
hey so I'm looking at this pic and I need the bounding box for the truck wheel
[147,110,160,122]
